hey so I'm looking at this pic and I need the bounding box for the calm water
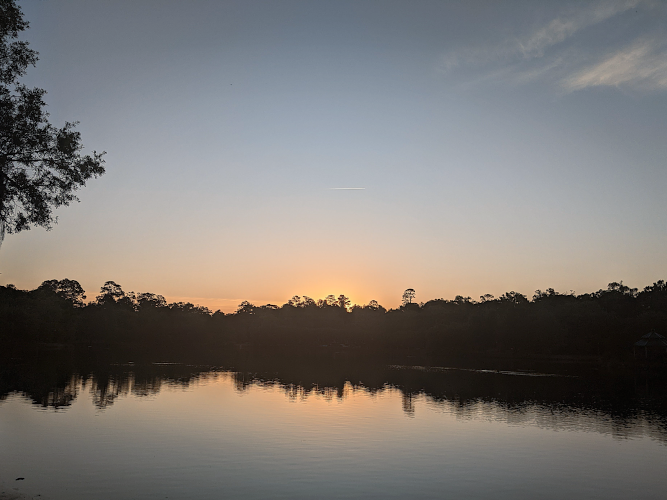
[1,360,667,499]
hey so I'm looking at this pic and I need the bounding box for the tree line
[2,278,667,364]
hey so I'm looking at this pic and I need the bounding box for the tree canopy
[0,0,105,243]
[401,288,415,306]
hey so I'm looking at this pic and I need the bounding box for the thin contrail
[330,187,366,190]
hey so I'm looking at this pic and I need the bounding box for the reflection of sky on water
[1,370,667,500]
[0,372,667,499]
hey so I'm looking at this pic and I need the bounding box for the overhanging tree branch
[0,0,105,244]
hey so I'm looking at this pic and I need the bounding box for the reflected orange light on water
[4,369,667,500]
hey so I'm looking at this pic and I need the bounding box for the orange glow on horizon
[165,289,384,314]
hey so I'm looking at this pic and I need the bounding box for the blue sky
[2,0,666,310]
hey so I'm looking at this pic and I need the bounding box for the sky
[1,0,666,312]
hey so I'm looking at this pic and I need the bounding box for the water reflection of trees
[434,399,667,443]
[2,356,666,443]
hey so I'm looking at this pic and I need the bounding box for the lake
[1,355,666,499]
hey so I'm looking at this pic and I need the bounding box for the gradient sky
[1,0,666,311]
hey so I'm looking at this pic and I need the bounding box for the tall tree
[402,288,415,306]
[0,0,105,246]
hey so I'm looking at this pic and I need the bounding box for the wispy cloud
[439,0,667,93]
[564,38,667,91]
[515,0,640,59]
[441,0,640,70]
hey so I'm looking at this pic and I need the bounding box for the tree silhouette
[368,300,386,312]
[287,295,302,308]
[320,295,337,308]
[0,0,105,245]
[236,301,255,315]
[3,279,667,362]
[136,292,167,310]
[402,288,415,306]
[95,281,129,307]
[337,294,351,310]
[37,278,86,306]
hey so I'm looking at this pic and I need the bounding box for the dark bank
[3,279,667,369]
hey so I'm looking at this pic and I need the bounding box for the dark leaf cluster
[0,0,105,236]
